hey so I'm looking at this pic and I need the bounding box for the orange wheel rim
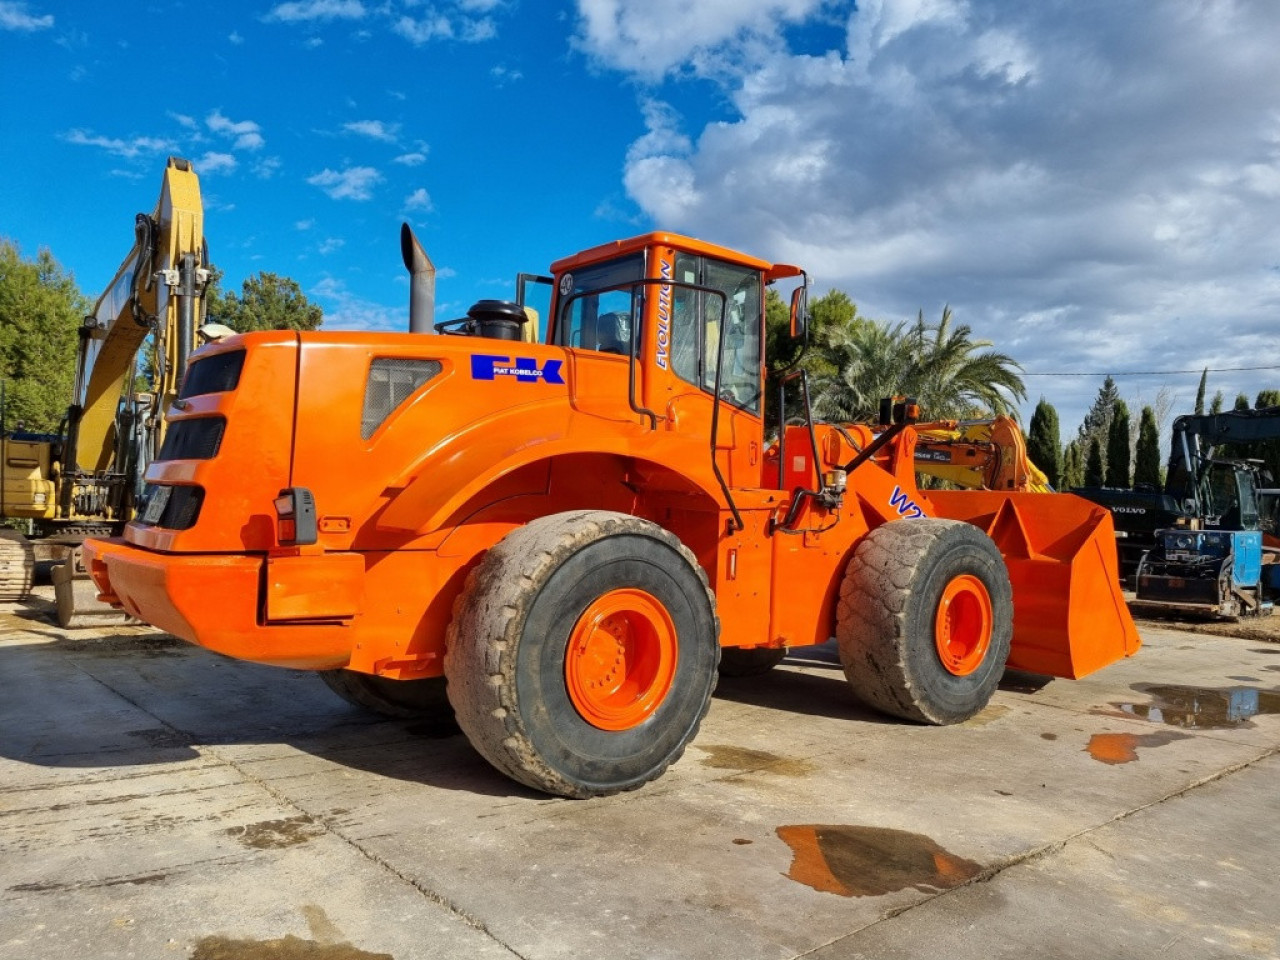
[565,588,678,731]
[934,574,993,677]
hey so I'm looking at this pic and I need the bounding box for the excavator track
[0,530,36,602]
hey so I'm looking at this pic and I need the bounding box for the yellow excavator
[0,156,207,626]
[913,415,1052,493]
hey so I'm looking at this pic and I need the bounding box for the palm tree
[811,305,1025,423]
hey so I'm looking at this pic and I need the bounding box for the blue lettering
[889,485,925,519]
[656,260,672,370]
[471,354,565,386]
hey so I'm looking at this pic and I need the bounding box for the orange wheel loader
[84,227,1139,798]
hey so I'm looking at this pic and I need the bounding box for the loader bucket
[927,491,1140,678]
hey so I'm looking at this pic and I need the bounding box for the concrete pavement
[1,591,1277,960]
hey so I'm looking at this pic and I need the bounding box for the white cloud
[64,129,177,158]
[296,219,315,230]
[403,188,433,212]
[574,0,824,78]
[393,14,452,43]
[318,237,345,254]
[229,30,244,44]
[195,151,237,175]
[265,0,365,23]
[312,276,405,331]
[343,119,400,142]
[393,8,497,44]
[252,156,282,179]
[206,109,264,151]
[393,151,427,166]
[0,2,53,30]
[168,111,198,130]
[600,0,1280,429]
[307,166,383,200]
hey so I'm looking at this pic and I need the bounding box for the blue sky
[3,0,1280,438]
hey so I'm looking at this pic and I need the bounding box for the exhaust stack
[400,223,436,333]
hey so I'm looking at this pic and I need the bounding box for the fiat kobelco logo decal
[470,354,565,385]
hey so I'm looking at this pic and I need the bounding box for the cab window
[554,255,643,354]
[668,254,763,414]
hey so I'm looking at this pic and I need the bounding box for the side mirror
[789,282,809,340]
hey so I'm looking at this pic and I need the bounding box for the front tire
[837,518,1012,725]
[445,511,720,798]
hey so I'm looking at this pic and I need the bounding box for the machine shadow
[0,632,538,800]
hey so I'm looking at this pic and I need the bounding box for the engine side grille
[361,358,442,439]
[158,417,226,461]
[181,349,245,399]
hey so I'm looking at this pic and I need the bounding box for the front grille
[134,484,204,530]
[181,349,245,399]
[158,417,225,461]
[361,358,442,439]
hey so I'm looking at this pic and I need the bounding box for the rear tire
[319,670,451,719]
[718,646,787,677]
[837,518,1012,725]
[445,511,720,798]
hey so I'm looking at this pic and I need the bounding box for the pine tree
[1133,406,1161,489]
[1027,398,1061,489]
[1085,436,1105,487]
[1077,376,1120,454]
[1105,399,1131,487]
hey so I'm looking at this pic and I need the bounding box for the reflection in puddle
[1116,684,1280,729]
[776,825,981,897]
[1086,731,1191,765]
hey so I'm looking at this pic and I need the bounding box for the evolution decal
[655,258,672,370]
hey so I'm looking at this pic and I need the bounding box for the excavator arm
[913,415,1052,493]
[62,156,207,519]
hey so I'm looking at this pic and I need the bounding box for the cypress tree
[1194,368,1207,415]
[1027,398,1061,489]
[1105,399,1131,488]
[1085,436,1105,487]
[1133,406,1161,489]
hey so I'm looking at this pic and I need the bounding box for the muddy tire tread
[445,510,719,798]
[837,518,1012,725]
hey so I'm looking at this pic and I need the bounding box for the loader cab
[548,234,767,414]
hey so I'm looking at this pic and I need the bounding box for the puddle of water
[1116,684,1280,729]
[776,824,982,897]
[225,816,325,850]
[1040,732,1058,741]
[1086,731,1192,765]
[1249,648,1280,655]
[699,745,816,777]
[1228,675,1260,682]
[190,935,391,960]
